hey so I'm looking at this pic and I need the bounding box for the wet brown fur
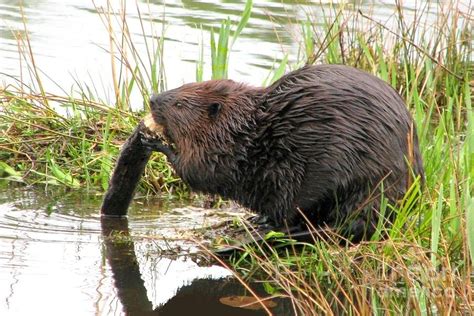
[149,64,424,240]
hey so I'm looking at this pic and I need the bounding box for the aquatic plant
[220,1,474,314]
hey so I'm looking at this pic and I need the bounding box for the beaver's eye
[208,102,221,119]
[175,101,183,108]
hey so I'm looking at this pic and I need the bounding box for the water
[0,0,309,101]
[0,184,292,315]
[1,0,461,104]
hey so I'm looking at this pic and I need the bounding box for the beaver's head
[148,80,261,155]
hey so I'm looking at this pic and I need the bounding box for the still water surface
[0,0,450,102]
[0,1,471,315]
[0,185,250,315]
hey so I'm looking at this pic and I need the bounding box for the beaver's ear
[208,102,221,119]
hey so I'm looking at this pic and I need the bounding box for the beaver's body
[115,65,424,240]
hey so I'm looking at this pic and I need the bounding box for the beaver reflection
[100,216,291,315]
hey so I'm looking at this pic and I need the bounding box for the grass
[1,0,473,314]
[0,0,187,197]
[0,91,187,196]
[217,1,473,314]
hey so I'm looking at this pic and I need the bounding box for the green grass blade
[196,28,204,82]
[467,191,474,266]
[431,184,443,266]
[210,27,217,78]
[302,20,314,61]
[231,0,252,48]
[0,161,23,182]
[215,19,231,79]
[464,79,473,179]
[269,54,288,85]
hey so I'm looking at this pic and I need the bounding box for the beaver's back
[244,65,423,237]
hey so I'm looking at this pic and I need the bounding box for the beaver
[103,64,424,241]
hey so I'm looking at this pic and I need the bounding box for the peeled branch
[100,114,166,216]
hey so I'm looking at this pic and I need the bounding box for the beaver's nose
[150,93,164,109]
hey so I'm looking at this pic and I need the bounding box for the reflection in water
[101,217,153,313]
[0,185,292,315]
[0,186,113,315]
[101,216,292,315]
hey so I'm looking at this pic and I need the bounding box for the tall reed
[226,1,473,314]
